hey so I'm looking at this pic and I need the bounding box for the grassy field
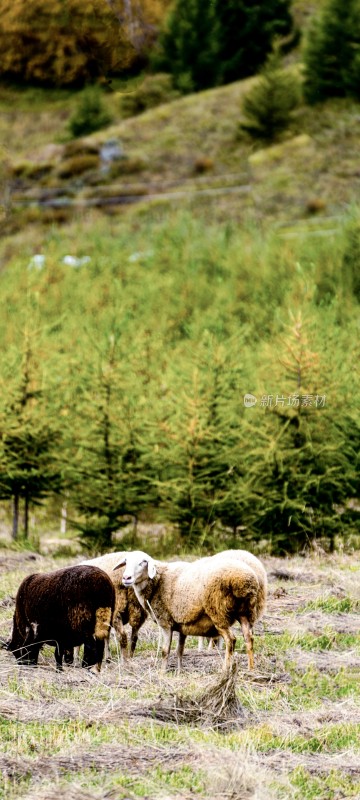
[1,548,359,800]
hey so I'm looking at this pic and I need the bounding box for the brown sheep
[7,565,115,672]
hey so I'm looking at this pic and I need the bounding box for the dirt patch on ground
[0,552,41,572]
[259,750,360,777]
[287,648,360,672]
[263,702,360,737]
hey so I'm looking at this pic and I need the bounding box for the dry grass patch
[1,549,359,799]
[143,662,245,729]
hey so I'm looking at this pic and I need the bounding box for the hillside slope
[1,70,360,237]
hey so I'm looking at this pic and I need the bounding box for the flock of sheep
[6,548,268,674]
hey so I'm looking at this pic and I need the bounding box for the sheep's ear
[113,558,126,571]
[147,558,157,579]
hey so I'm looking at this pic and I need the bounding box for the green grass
[1,766,206,800]
[289,768,360,800]
[263,629,360,654]
[289,631,359,652]
[300,595,360,613]
[286,668,360,706]
[249,723,360,754]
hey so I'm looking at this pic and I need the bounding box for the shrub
[109,157,148,177]
[240,52,301,141]
[0,0,135,86]
[193,157,214,175]
[10,161,53,181]
[120,73,179,117]
[68,87,112,138]
[57,154,100,178]
[63,140,99,158]
[0,0,170,87]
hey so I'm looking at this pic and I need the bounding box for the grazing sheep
[196,549,267,654]
[68,552,147,665]
[79,552,147,656]
[7,565,115,672]
[113,550,263,672]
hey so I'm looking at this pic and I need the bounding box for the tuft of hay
[149,661,245,729]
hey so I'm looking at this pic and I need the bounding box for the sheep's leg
[161,627,173,671]
[130,627,138,657]
[15,627,36,665]
[72,646,82,666]
[113,616,128,659]
[102,628,120,662]
[217,627,236,671]
[176,632,186,673]
[64,648,74,665]
[208,636,222,650]
[95,638,105,672]
[55,643,64,671]
[18,626,38,665]
[240,616,254,670]
[20,642,41,666]
[82,638,101,671]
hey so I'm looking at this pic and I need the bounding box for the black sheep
[7,565,115,671]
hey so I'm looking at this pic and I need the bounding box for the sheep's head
[113,550,157,587]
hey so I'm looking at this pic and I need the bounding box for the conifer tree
[147,336,248,546]
[214,0,294,85]
[153,0,295,92]
[68,86,112,138]
[0,335,63,539]
[240,50,301,141]
[244,314,357,552]
[152,0,220,92]
[303,0,360,103]
[66,334,147,551]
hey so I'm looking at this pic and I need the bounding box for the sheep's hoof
[87,664,101,675]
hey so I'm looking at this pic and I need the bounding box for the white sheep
[113,549,265,672]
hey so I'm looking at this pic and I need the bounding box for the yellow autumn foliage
[0,0,170,85]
